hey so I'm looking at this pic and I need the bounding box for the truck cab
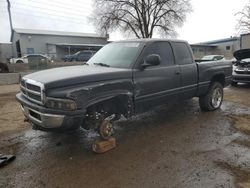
[16,39,232,139]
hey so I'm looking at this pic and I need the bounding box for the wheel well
[86,95,133,118]
[16,60,23,63]
[211,74,225,86]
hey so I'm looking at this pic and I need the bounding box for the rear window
[172,42,193,65]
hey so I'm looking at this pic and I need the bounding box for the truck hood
[23,65,132,89]
[234,49,250,60]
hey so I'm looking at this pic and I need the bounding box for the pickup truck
[16,39,232,139]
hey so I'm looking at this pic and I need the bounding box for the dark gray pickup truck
[16,39,232,139]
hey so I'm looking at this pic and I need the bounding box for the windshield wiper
[94,63,110,67]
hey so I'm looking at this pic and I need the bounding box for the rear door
[171,42,198,99]
[133,41,182,113]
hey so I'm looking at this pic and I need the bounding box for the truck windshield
[88,42,143,68]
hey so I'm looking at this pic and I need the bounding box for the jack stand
[92,137,116,154]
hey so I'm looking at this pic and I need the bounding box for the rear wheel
[199,82,223,111]
[16,60,24,64]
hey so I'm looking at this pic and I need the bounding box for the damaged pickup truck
[16,39,232,139]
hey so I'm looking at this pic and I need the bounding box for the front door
[133,41,182,113]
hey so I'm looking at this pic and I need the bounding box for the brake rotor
[99,119,114,140]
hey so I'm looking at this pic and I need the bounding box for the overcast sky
[0,0,249,44]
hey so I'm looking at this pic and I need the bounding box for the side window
[143,42,174,66]
[172,42,193,65]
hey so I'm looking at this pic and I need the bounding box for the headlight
[45,97,77,111]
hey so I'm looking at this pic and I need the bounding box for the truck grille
[20,79,44,105]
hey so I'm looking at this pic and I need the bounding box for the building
[0,43,12,63]
[241,33,250,49]
[11,28,109,60]
[192,37,240,59]
[191,44,218,59]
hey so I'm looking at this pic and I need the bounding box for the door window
[142,42,175,67]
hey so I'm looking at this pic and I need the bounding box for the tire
[16,60,24,64]
[199,82,224,111]
[231,81,238,86]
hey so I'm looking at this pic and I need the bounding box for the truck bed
[196,60,232,96]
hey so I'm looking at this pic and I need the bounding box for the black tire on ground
[231,81,238,86]
[199,82,224,111]
[16,60,24,64]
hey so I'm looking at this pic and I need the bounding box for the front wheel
[82,111,115,140]
[199,82,224,111]
[99,118,114,140]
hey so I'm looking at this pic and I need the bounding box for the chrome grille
[20,79,44,105]
[235,68,250,74]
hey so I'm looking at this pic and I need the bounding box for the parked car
[231,49,250,85]
[64,51,96,62]
[201,55,225,61]
[16,39,232,140]
[9,54,53,64]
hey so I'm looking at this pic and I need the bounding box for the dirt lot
[0,84,250,188]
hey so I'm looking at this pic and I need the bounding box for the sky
[0,0,249,44]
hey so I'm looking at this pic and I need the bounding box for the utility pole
[6,0,14,58]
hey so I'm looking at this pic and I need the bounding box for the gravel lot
[0,84,250,188]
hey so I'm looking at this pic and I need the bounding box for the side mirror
[141,54,161,69]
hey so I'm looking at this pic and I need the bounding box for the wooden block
[92,138,116,154]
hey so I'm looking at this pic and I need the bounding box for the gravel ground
[0,84,250,188]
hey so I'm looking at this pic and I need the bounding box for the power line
[11,7,89,23]
[12,1,92,15]
[12,10,90,25]
[21,0,93,14]
[12,2,91,19]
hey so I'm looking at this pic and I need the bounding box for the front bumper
[16,93,86,130]
[21,105,65,128]
[232,72,250,83]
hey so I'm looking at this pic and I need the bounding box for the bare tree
[91,0,192,38]
[235,1,250,34]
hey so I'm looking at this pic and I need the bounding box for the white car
[9,54,52,64]
[201,55,225,61]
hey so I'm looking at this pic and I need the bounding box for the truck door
[133,41,182,113]
[172,42,198,99]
